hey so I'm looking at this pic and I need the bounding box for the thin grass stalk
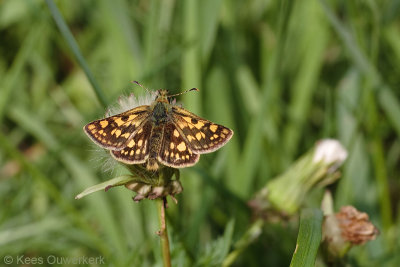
[45,0,107,107]
[157,197,171,267]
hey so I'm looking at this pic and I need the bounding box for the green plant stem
[157,197,171,267]
[45,0,107,107]
[222,219,264,267]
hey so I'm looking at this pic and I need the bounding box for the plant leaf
[75,175,137,199]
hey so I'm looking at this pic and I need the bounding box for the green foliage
[1,0,399,266]
[290,209,323,267]
[197,220,234,266]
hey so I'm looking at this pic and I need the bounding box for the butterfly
[84,88,233,171]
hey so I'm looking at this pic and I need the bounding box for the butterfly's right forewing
[171,106,233,153]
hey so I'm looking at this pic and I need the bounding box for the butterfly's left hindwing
[110,120,152,164]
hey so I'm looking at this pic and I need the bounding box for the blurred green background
[1,0,400,266]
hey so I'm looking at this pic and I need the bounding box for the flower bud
[249,139,348,217]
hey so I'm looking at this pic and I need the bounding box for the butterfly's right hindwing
[157,123,199,168]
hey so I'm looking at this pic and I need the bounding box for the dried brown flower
[336,206,379,245]
[125,180,183,203]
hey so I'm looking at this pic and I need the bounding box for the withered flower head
[335,206,379,245]
[321,192,380,261]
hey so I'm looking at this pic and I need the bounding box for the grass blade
[290,208,323,267]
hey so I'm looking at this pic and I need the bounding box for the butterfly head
[155,89,170,103]
[132,81,198,104]
[154,88,199,105]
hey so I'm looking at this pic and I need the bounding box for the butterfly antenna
[168,88,199,97]
[131,81,151,94]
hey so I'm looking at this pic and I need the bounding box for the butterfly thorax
[149,90,172,124]
[151,101,171,126]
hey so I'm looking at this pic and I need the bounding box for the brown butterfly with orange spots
[84,86,233,171]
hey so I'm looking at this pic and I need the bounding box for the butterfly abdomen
[147,125,164,170]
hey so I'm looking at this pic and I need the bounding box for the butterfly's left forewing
[84,105,150,150]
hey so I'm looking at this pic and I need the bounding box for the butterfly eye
[155,90,163,99]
